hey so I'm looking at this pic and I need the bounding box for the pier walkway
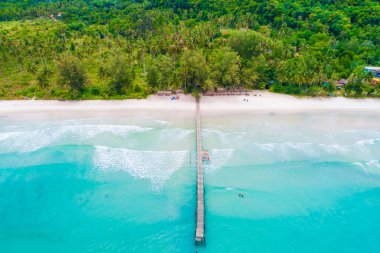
[195,98,206,245]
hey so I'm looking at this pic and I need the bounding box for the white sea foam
[56,125,151,140]
[258,143,275,152]
[245,139,379,162]
[155,120,172,125]
[319,144,349,154]
[356,138,380,145]
[202,129,248,143]
[353,162,364,167]
[159,128,194,140]
[93,146,189,191]
[202,129,224,135]
[0,125,152,153]
[203,149,234,174]
[353,160,380,175]
[284,142,316,156]
[0,131,21,141]
[252,142,317,157]
[367,160,380,169]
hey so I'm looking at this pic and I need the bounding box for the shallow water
[200,111,380,253]
[1,110,380,252]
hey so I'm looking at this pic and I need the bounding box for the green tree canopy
[209,47,241,88]
[179,50,208,92]
[57,55,87,94]
[109,56,134,95]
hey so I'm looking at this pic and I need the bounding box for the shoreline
[1,92,380,114]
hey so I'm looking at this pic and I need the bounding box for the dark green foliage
[146,65,159,88]
[228,30,268,59]
[57,55,87,93]
[108,56,134,94]
[37,65,52,88]
[344,66,374,97]
[147,55,176,90]
[0,0,379,99]
[209,47,240,88]
[179,50,209,92]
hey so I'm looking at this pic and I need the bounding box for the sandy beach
[1,92,380,114]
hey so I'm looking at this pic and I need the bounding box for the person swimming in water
[238,193,244,198]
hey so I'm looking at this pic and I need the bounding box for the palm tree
[276,61,288,84]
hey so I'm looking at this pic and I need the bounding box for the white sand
[201,91,380,113]
[1,92,380,115]
[0,95,196,114]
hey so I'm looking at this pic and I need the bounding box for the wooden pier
[195,98,206,245]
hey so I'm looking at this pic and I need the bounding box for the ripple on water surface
[0,116,196,253]
[1,111,380,253]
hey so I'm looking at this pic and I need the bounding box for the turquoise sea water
[1,110,380,252]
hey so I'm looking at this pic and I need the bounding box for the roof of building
[365,66,380,72]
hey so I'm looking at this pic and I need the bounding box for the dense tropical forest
[0,0,379,99]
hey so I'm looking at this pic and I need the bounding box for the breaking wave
[93,146,189,191]
[203,149,234,174]
[243,139,379,162]
[0,125,152,153]
[356,138,380,145]
[158,128,194,140]
[0,131,20,141]
[353,160,380,175]
[154,120,172,125]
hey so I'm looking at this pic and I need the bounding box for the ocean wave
[202,129,224,135]
[203,149,234,174]
[248,139,379,159]
[93,146,189,191]
[353,160,380,175]
[356,160,380,170]
[158,128,194,140]
[318,144,349,154]
[0,145,94,169]
[0,131,21,141]
[367,160,380,168]
[356,138,380,145]
[251,142,318,156]
[218,139,380,165]
[154,120,172,125]
[0,125,152,153]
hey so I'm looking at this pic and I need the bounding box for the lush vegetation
[0,0,379,99]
